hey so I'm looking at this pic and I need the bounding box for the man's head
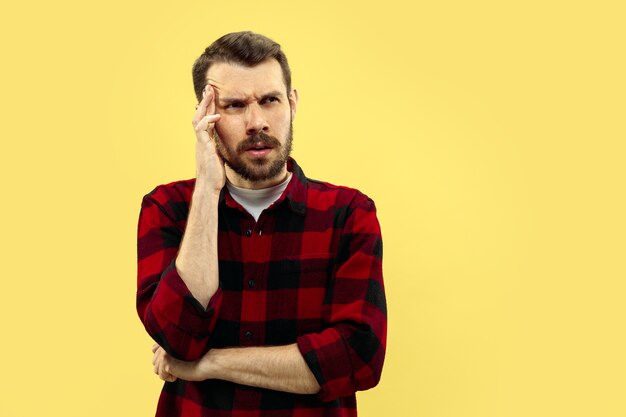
[192,31,292,103]
[192,32,297,188]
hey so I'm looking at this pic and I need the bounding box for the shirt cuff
[150,258,223,338]
[297,328,355,402]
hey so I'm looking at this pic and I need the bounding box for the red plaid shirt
[137,158,386,417]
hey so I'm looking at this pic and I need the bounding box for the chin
[229,157,287,182]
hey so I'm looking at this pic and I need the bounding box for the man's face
[207,59,297,185]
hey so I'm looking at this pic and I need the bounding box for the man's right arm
[176,83,227,308]
[137,188,222,362]
[175,183,220,308]
[137,84,225,361]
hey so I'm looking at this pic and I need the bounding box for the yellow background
[1,0,624,416]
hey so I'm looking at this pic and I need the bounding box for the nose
[245,103,270,136]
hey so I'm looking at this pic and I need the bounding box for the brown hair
[192,31,292,102]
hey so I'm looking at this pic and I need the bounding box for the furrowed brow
[260,90,284,100]
[218,97,245,106]
[218,90,285,106]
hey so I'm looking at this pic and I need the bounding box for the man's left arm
[153,194,386,398]
[295,194,387,400]
[153,343,320,394]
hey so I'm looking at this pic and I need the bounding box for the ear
[289,88,299,120]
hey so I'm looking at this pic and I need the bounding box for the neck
[225,164,289,190]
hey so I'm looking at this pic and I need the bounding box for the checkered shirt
[137,158,386,417]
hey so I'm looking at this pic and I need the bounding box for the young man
[137,31,386,417]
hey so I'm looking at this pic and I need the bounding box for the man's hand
[152,343,178,382]
[192,84,224,192]
[152,344,206,382]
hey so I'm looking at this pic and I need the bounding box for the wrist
[193,180,222,200]
[199,349,220,380]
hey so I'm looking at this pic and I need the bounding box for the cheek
[214,117,242,140]
[272,110,292,130]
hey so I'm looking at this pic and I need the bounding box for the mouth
[244,142,274,157]
[237,132,282,159]
[245,142,274,151]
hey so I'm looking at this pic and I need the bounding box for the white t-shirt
[226,173,293,222]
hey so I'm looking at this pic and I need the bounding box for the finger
[194,113,221,129]
[152,348,162,367]
[193,114,221,138]
[158,368,170,381]
[152,350,161,366]
[161,371,177,383]
[152,343,160,353]
[156,354,166,378]
[158,365,169,381]
[206,84,217,115]
[157,357,177,382]
[191,85,211,124]
[152,345,163,365]
[192,85,217,125]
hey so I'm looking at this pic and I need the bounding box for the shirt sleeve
[296,195,387,402]
[136,192,222,361]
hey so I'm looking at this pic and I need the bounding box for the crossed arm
[151,342,320,395]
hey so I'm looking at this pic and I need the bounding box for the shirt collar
[219,157,308,216]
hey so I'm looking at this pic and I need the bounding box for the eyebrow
[218,90,284,106]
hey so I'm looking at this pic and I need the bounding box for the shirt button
[244,330,253,340]
[244,229,252,237]
[248,279,256,288]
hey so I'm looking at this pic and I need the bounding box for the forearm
[162,343,320,394]
[175,180,220,308]
[206,344,319,394]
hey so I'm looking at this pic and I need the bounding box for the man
[136,31,386,417]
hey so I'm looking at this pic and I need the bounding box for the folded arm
[295,195,387,401]
[153,343,320,394]
[137,184,222,361]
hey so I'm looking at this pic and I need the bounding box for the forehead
[206,59,286,97]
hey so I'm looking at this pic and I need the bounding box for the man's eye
[226,102,244,109]
[262,97,279,104]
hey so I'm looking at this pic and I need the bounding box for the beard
[214,122,293,183]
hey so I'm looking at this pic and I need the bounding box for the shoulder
[306,178,383,254]
[142,178,196,206]
[289,157,375,212]
[306,177,377,213]
[140,179,196,225]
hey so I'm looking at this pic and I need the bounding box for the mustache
[235,132,282,153]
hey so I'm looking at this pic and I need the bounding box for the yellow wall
[1,1,624,416]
